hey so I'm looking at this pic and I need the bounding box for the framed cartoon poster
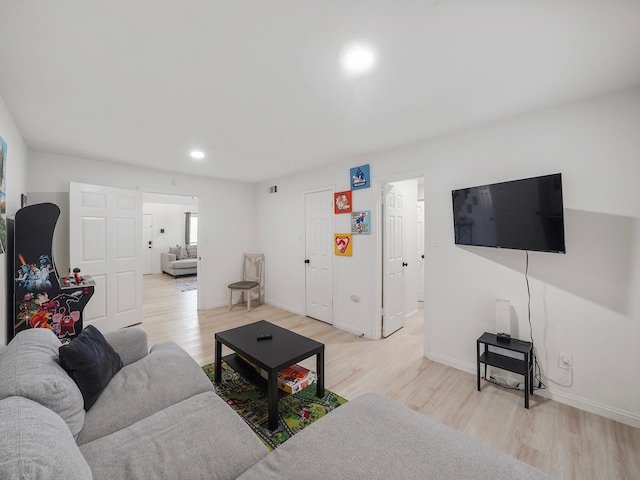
[351,210,370,235]
[334,234,352,256]
[334,190,352,214]
[350,164,370,190]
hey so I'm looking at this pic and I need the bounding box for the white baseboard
[427,352,476,375]
[426,351,640,428]
[535,388,640,428]
[262,300,304,316]
[203,300,227,310]
[333,321,371,339]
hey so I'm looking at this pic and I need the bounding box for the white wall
[257,87,640,426]
[0,95,28,346]
[26,152,257,310]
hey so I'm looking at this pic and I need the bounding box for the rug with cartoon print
[202,362,347,450]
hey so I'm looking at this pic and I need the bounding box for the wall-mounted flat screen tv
[452,173,566,253]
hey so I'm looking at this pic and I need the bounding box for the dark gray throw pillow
[59,325,123,410]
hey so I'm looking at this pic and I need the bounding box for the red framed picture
[334,191,352,214]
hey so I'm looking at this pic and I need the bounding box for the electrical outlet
[558,353,572,370]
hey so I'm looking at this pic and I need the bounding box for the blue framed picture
[350,164,370,190]
[351,210,371,235]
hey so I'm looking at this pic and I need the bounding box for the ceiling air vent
[268,185,278,194]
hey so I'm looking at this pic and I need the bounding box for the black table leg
[530,348,534,395]
[214,340,222,383]
[524,350,530,409]
[477,340,481,391]
[316,348,325,398]
[267,369,279,431]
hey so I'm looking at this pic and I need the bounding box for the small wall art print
[350,164,370,190]
[351,210,371,235]
[334,234,352,256]
[0,136,7,254]
[334,190,352,214]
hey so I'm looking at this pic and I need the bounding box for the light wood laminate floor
[142,274,639,480]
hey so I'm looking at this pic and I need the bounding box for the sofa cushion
[237,392,550,480]
[169,258,197,270]
[0,328,85,437]
[77,341,214,444]
[169,245,183,259]
[81,391,269,480]
[0,396,93,480]
[186,244,197,258]
[103,326,149,366]
[59,325,124,410]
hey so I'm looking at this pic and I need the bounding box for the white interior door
[383,182,410,337]
[305,189,333,324]
[70,182,143,333]
[143,214,153,275]
[417,199,425,302]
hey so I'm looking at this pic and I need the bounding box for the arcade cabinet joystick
[73,268,83,285]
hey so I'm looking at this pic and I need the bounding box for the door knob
[402,262,408,267]
[304,259,310,264]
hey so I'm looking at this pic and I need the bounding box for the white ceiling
[1,1,640,184]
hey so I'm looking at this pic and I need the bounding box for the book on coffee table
[238,355,317,394]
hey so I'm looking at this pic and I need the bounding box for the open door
[417,199,425,302]
[69,182,143,333]
[382,179,418,337]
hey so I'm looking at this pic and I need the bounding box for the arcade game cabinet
[7,202,94,343]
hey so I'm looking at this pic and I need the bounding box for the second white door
[304,189,333,324]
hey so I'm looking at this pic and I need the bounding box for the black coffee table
[214,320,325,431]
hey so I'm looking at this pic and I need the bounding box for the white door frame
[373,171,425,340]
[143,214,153,275]
[304,186,335,323]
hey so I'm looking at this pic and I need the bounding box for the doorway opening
[142,192,199,309]
[378,175,425,339]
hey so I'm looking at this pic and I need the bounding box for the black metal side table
[477,332,534,408]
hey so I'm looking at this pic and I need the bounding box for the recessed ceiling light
[190,150,205,160]
[340,43,376,75]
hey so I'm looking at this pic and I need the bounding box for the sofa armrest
[103,327,148,366]
[161,252,176,272]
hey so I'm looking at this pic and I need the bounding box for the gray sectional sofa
[0,326,550,480]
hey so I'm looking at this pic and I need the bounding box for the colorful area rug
[172,277,197,291]
[202,362,347,450]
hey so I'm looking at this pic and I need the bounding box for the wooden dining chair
[228,254,264,311]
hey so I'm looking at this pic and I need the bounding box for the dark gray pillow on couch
[59,325,123,410]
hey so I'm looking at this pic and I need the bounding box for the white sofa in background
[161,244,197,277]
